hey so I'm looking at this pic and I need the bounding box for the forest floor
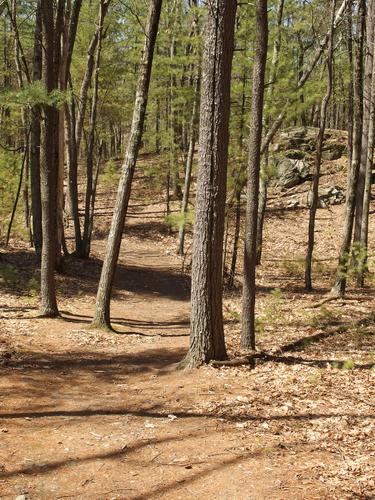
[0,143,375,499]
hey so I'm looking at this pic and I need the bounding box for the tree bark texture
[180,0,237,368]
[39,0,59,317]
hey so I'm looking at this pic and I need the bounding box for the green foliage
[256,288,284,335]
[0,150,22,240]
[100,159,121,186]
[0,81,68,109]
[342,360,355,370]
[309,306,339,329]
[165,210,194,231]
[0,263,18,286]
[0,262,40,298]
[281,256,305,277]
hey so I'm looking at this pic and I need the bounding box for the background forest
[0,1,374,499]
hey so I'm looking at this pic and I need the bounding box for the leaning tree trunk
[241,0,268,351]
[92,0,163,329]
[39,0,59,317]
[179,0,237,369]
[305,0,336,291]
[331,0,365,296]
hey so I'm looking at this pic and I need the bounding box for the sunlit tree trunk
[179,0,237,368]
[39,0,59,317]
[92,0,163,329]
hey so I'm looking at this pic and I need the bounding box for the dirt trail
[0,168,374,499]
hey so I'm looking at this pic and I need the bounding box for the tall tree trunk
[305,0,336,290]
[358,6,375,286]
[81,0,107,258]
[39,0,59,317]
[354,0,375,285]
[30,0,43,257]
[241,0,268,351]
[179,0,237,369]
[346,3,354,169]
[92,0,163,329]
[176,75,199,255]
[256,0,284,265]
[331,0,365,296]
[176,7,200,256]
[66,6,103,255]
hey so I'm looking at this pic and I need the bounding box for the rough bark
[358,5,375,286]
[92,0,162,329]
[241,0,268,350]
[39,0,59,317]
[179,0,237,368]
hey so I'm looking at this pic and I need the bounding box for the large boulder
[277,127,318,152]
[307,185,346,208]
[275,127,346,159]
[275,158,312,189]
[321,143,346,160]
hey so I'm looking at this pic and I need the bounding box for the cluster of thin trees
[1,0,375,367]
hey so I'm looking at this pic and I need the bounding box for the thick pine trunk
[179,0,237,369]
[92,0,162,329]
[39,0,59,317]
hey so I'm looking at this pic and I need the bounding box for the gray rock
[307,185,345,208]
[275,158,312,189]
[321,143,346,160]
